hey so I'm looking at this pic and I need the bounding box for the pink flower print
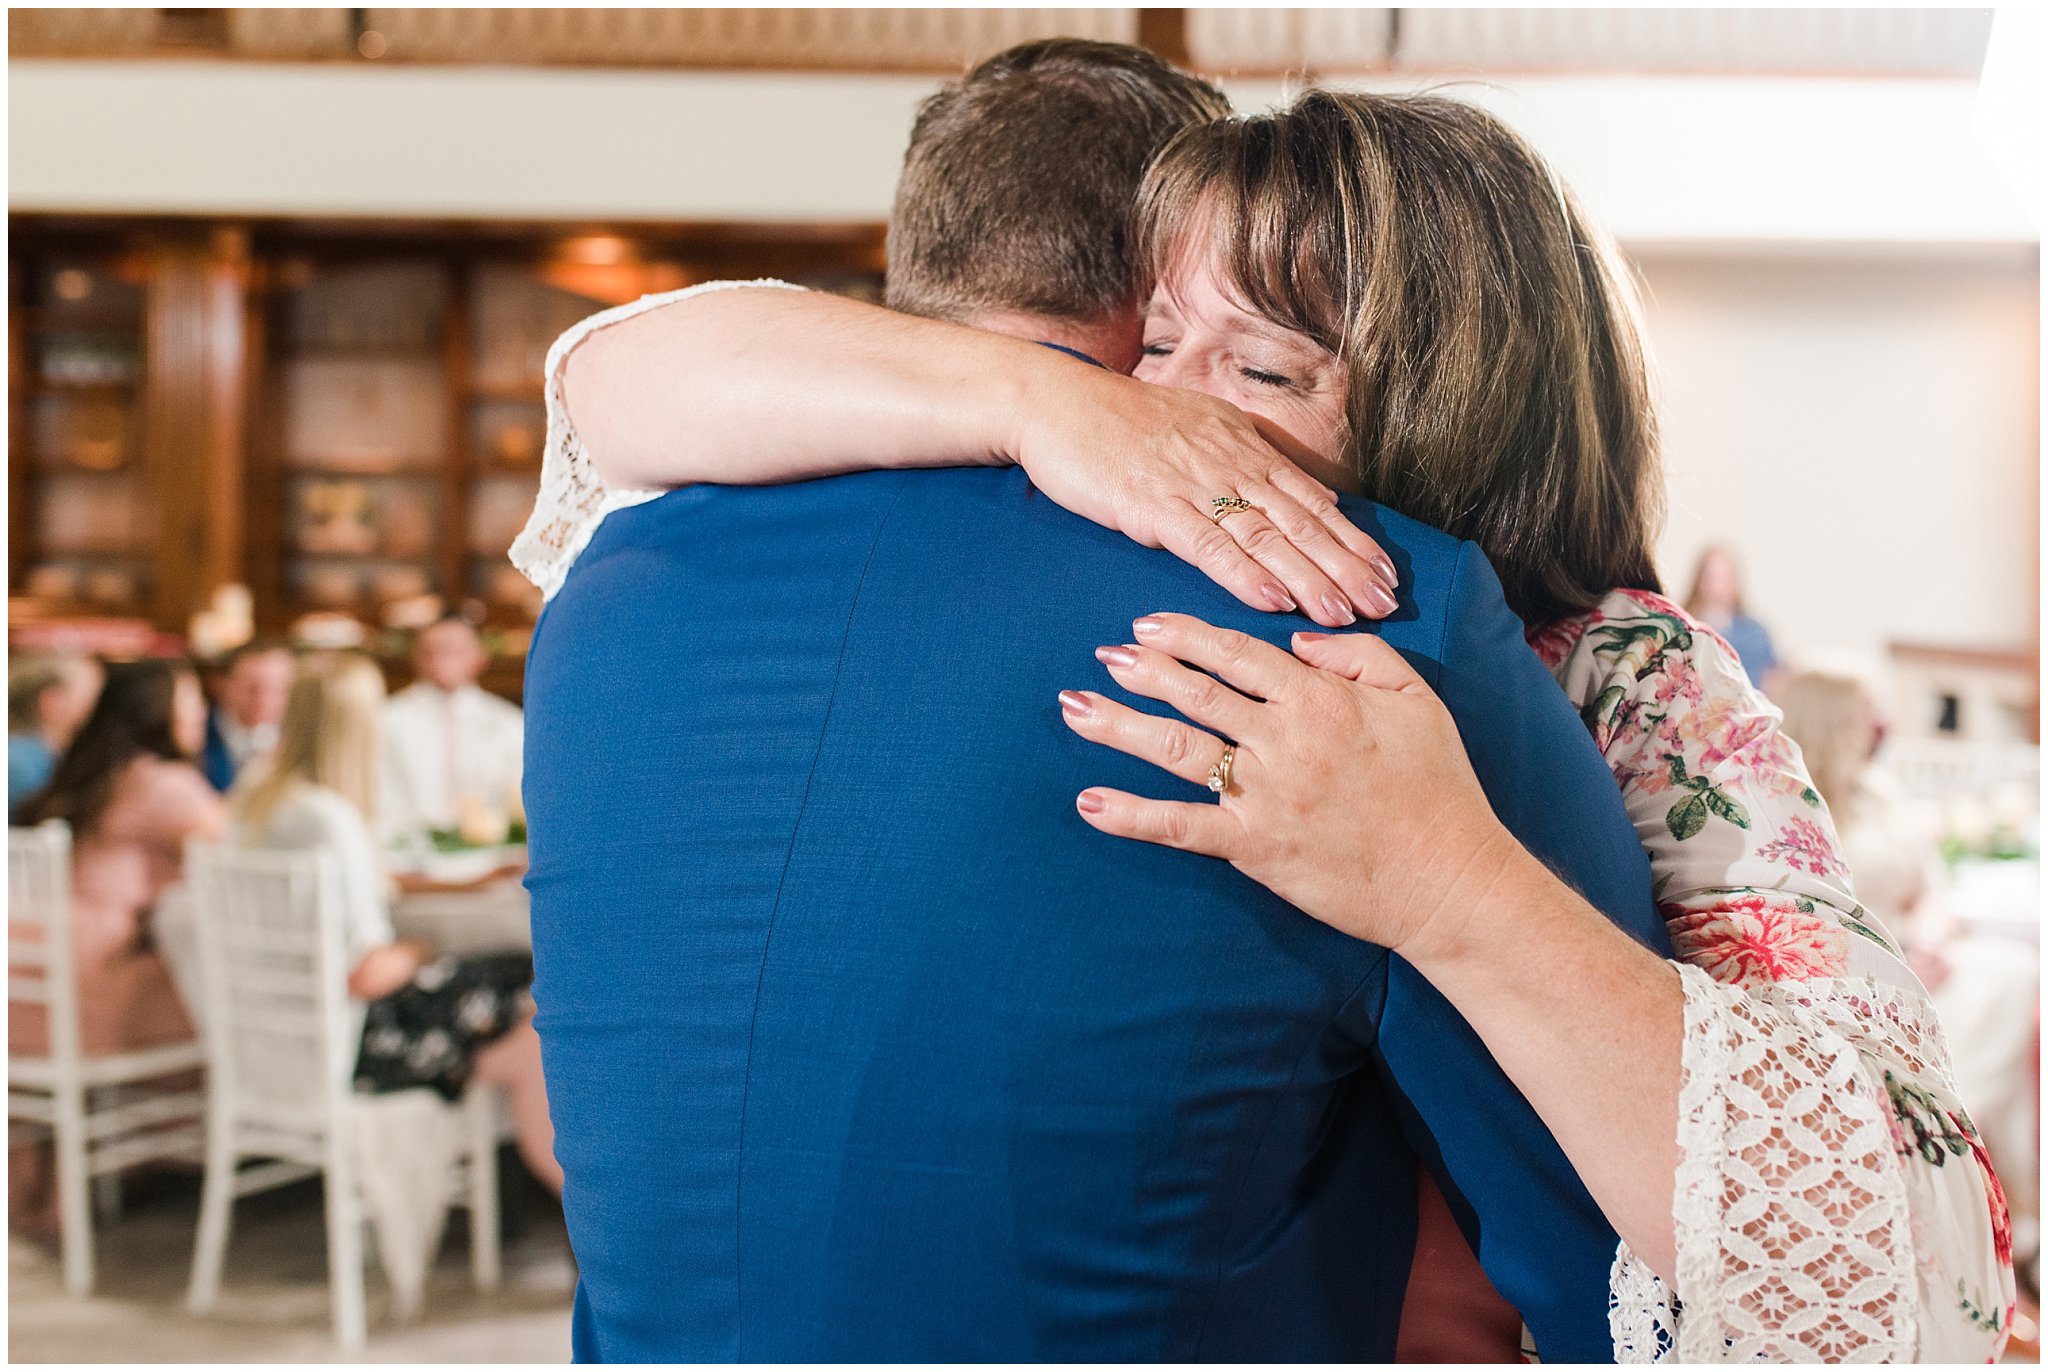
[1651,656,1707,709]
[1958,1119,2015,1270]
[1526,615,1591,670]
[1665,894,1852,988]
[1757,817,1849,878]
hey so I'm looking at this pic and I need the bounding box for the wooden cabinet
[10,215,886,692]
[10,224,250,634]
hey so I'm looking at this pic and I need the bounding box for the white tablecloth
[390,883,532,958]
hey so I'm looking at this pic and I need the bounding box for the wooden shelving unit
[10,215,888,698]
[9,236,154,621]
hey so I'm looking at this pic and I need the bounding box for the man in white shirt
[380,613,524,845]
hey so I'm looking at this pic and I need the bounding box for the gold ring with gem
[1206,743,1236,796]
[1209,495,1256,525]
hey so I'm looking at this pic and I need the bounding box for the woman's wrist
[997,337,1116,473]
[1390,827,1562,977]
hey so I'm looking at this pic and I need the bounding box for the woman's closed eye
[1238,366,1294,388]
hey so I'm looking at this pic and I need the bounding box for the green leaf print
[1581,683,1626,733]
[1702,788,1751,830]
[1801,785,1823,807]
[1668,794,1709,841]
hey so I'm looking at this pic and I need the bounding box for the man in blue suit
[199,638,294,793]
[524,41,1669,1362]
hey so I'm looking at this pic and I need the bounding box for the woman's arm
[1542,592,2014,1362]
[564,286,1035,491]
[1068,604,2012,1361]
[1065,617,1684,1274]
[535,285,1397,627]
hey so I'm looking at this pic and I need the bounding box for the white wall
[9,60,2037,244]
[1637,247,2039,662]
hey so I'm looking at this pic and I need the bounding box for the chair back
[185,843,356,1133]
[9,821,80,1067]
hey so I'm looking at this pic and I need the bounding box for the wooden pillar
[442,258,475,613]
[1136,9,1190,68]
[8,255,34,592]
[143,228,249,634]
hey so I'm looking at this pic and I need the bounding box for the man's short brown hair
[886,39,1229,325]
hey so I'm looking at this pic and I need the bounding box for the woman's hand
[1014,372,1401,630]
[1058,612,1527,959]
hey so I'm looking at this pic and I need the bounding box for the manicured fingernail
[1374,556,1399,588]
[1095,644,1139,669]
[1076,790,1106,815]
[1262,583,1296,613]
[1132,616,1165,638]
[1295,632,1331,645]
[1363,584,1399,616]
[1058,690,1094,716]
[1320,593,1357,626]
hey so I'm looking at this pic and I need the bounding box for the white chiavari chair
[7,820,207,1296]
[183,842,499,1351]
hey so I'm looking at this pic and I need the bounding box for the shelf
[33,462,137,477]
[25,305,145,330]
[28,377,140,395]
[467,379,547,402]
[281,464,443,481]
[279,345,442,364]
[32,549,153,564]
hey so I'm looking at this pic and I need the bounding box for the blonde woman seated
[230,653,560,1193]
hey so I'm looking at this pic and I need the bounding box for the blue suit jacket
[524,467,1669,1363]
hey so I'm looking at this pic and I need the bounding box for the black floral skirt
[354,952,533,1101]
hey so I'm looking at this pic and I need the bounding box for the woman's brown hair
[1135,89,1664,625]
[18,659,192,835]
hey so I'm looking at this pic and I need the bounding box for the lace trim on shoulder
[508,278,805,601]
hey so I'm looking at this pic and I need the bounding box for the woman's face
[1696,549,1741,607]
[1134,240,1356,492]
[171,672,208,758]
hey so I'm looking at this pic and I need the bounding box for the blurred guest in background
[1777,664,2041,1296]
[1686,544,1780,689]
[380,613,523,846]
[199,637,295,793]
[10,659,222,1237]
[235,653,558,1192]
[7,652,103,818]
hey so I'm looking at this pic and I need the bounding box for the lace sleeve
[1541,591,2015,1363]
[507,278,806,601]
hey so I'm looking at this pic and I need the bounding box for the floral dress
[513,284,2014,1362]
[1533,591,2015,1362]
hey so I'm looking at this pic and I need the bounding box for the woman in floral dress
[511,89,2010,1363]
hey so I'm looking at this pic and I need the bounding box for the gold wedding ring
[1209,495,1257,525]
[1206,744,1237,796]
